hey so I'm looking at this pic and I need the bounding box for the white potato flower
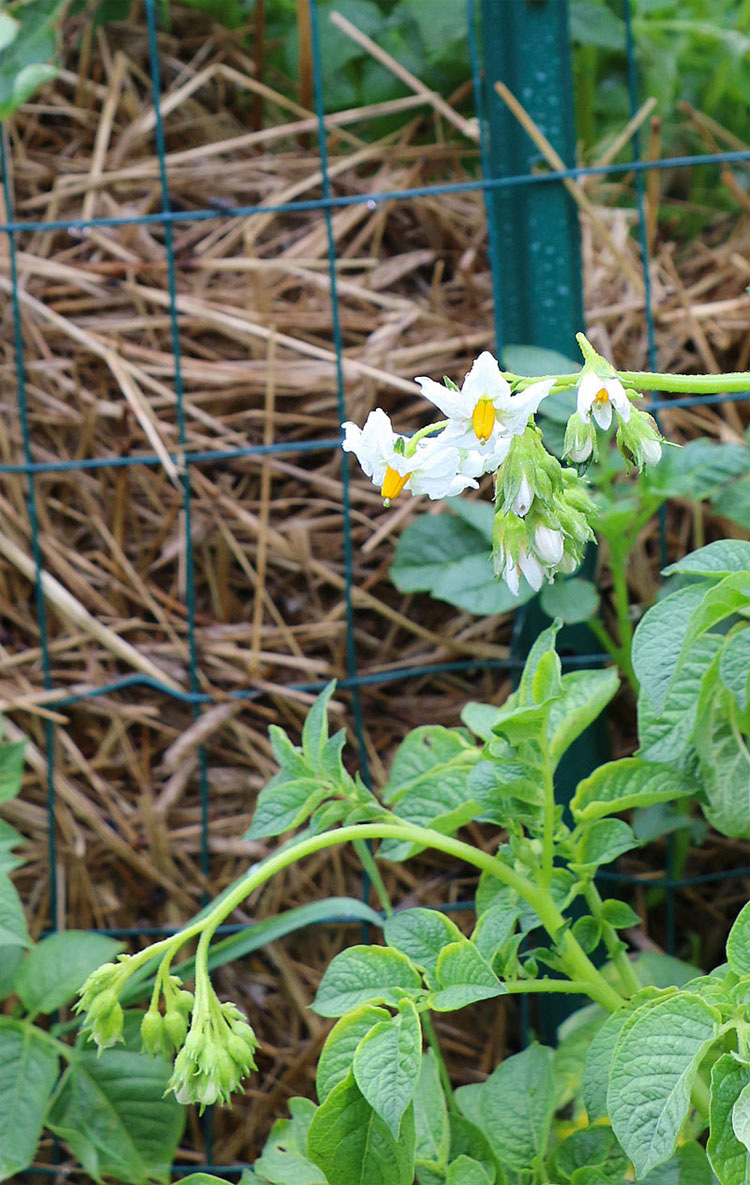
[415,352,554,465]
[577,370,632,430]
[342,409,478,503]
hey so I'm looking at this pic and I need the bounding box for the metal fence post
[479,0,583,356]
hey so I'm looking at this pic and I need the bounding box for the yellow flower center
[594,387,610,406]
[472,398,496,443]
[381,465,409,503]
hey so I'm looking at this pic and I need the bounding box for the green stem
[587,617,628,681]
[540,742,555,888]
[510,369,750,395]
[608,548,637,691]
[125,822,624,1014]
[583,881,641,998]
[353,838,393,917]
[422,1014,457,1111]
[404,419,449,455]
[503,980,591,995]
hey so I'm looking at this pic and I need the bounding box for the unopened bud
[163,1009,188,1052]
[563,411,597,464]
[616,408,664,472]
[141,1009,166,1057]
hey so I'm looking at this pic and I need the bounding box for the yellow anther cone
[380,465,409,502]
[472,398,496,443]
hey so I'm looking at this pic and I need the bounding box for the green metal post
[479,0,583,355]
[479,0,604,1041]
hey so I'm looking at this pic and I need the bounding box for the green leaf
[456,1045,554,1172]
[639,1142,714,1185]
[720,631,750,713]
[390,512,534,614]
[317,1004,390,1105]
[637,633,722,766]
[608,991,721,1178]
[0,741,25,804]
[430,939,506,1012]
[632,583,708,714]
[552,1126,627,1184]
[471,902,519,962]
[47,1037,184,1184]
[540,578,601,624]
[445,1156,491,1185]
[446,497,493,542]
[727,902,750,977]
[695,687,750,839]
[583,988,664,1121]
[445,1113,497,1184]
[708,1053,750,1185]
[733,1082,750,1154]
[518,622,561,706]
[575,819,638,870]
[570,0,626,49]
[663,540,750,579]
[253,1098,326,1185]
[384,909,463,984]
[245,774,327,840]
[546,668,620,765]
[0,1021,60,1180]
[0,0,67,119]
[15,932,122,1016]
[390,514,490,593]
[353,999,422,1137]
[380,726,480,859]
[312,946,422,1017]
[0,873,30,948]
[599,899,640,929]
[646,439,750,501]
[306,1072,415,1185]
[0,14,19,54]
[712,477,750,529]
[571,757,698,822]
[413,1050,449,1170]
[0,945,23,998]
[301,681,336,772]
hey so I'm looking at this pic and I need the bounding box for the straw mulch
[1,3,749,1171]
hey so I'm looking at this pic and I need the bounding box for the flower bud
[616,408,663,471]
[163,1009,188,1052]
[89,996,124,1049]
[533,523,564,566]
[563,411,597,464]
[141,1009,166,1057]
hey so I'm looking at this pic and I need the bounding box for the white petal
[503,558,520,597]
[560,551,578,574]
[605,377,631,422]
[576,371,601,420]
[511,473,534,517]
[518,548,544,591]
[496,378,555,436]
[415,375,467,419]
[534,525,564,565]
[641,438,662,465]
[461,351,509,406]
[592,399,612,430]
[478,432,512,474]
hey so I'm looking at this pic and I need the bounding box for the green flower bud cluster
[616,407,663,471]
[75,959,131,1050]
[141,976,195,1057]
[492,428,597,595]
[167,993,259,1111]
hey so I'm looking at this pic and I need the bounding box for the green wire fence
[1,0,750,1176]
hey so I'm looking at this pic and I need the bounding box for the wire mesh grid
[1,0,749,1176]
